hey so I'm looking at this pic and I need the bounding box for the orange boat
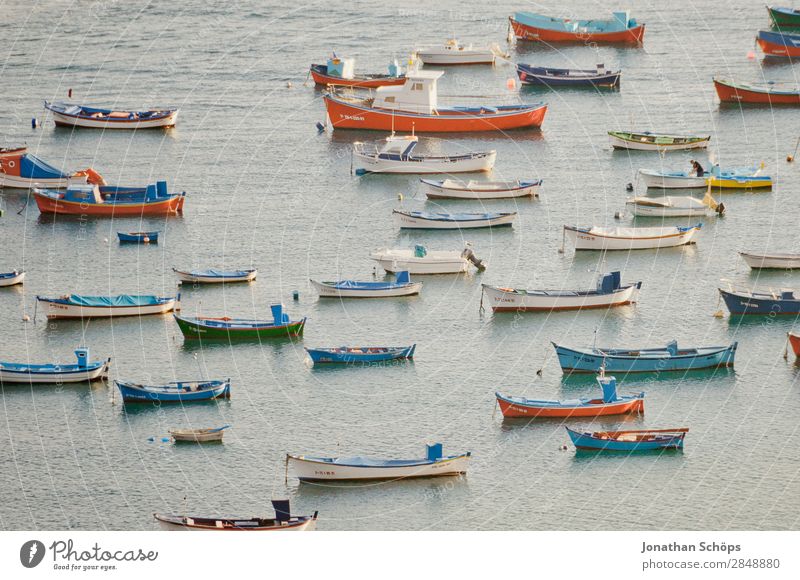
[310,56,406,88]
[788,331,800,357]
[714,78,800,105]
[33,181,185,216]
[510,11,645,45]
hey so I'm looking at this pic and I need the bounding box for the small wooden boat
[115,378,231,403]
[155,500,318,532]
[174,304,305,340]
[118,231,159,244]
[44,101,178,129]
[714,78,800,105]
[719,285,800,316]
[625,195,723,217]
[370,244,485,274]
[757,30,800,57]
[564,224,701,251]
[420,178,541,199]
[609,131,710,151]
[415,39,499,65]
[310,56,406,88]
[707,165,773,189]
[393,209,516,229]
[170,425,230,443]
[740,251,800,269]
[325,70,547,132]
[638,169,708,189]
[566,427,688,451]
[0,270,25,287]
[36,292,178,319]
[788,331,800,357]
[510,11,645,44]
[353,135,496,174]
[287,443,470,482]
[306,344,415,364]
[768,6,800,27]
[173,268,257,284]
[33,182,185,216]
[0,146,104,189]
[517,64,621,88]
[0,347,110,384]
[481,271,641,312]
[311,271,421,298]
[554,340,737,374]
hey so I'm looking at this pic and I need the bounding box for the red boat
[788,331,800,357]
[714,78,800,105]
[323,70,547,132]
[510,12,645,45]
[33,182,185,216]
[310,64,405,88]
[756,30,800,58]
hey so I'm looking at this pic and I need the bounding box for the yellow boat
[707,164,772,189]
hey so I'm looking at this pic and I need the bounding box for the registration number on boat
[339,114,364,121]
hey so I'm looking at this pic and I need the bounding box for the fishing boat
[510,11,645,44]
[36,293,178,319]
[564,224,701,251]
[609,131,710,151]
[324,70,547,132]
[0,347,110,384]
[719,285,800,316]
[714,77,800,105]
[353,135,496,174]
[481,271,641,312]
[638,169,708,189]
[415,39,500,65]
[565,427,687,451]
[707,165,773,189]
[33,182,185,216]
[757,30,800,57]
[420,178,541,199]
[788,331,800,357]
[170,425,230,443]
[311,271,421,298]
[740,251,800,269]
[155,500,317,532]
[174,304,306,340]
[310,55,406,88]
[0,270,25,287]
[393,209,516,229]
[287,443,470,482]
[496,370,645,418]
[305,344,416,364]
[768,6,800,27]
[172,268,257,284]
[115,378,231,403]
[0,146,104,189]
[118,231,159,244]
[516,64,621,88]
[44,101,178,129]
[553,340,737,374]
[625,194,723,217]
[370,244,485,274]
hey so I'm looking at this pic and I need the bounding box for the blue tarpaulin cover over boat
[191,269,250,277]
[20,154,68,179]
[67,294,163,307]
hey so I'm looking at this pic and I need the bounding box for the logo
[20,540,46,568]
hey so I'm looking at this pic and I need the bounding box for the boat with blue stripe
[306,344,415,364]
[118,231,159,244]
[173,267,257,284]
[0,270,25,287]
[0,347,110,384]
[566,427,688,452]
[517,64,621,88]
[719,285,800,316]
[115,378,231,403]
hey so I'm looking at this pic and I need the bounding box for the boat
[757,30,800,57]
[0,270,25,287]
[706,165,773,189]
[638,168,708,189]
[324,70,547,132]
[172,268,257,284]
[174,304,306,340]
[310,55,406,88]
[0,347,110,384]
[117,231,159,244]
[768,6,800,27]
[305,344,416,364]
[420,178,541,199]
[0,146,104,189]
[155,500,317,531]
[609,131,710,151]
[36,292,178,319]
[44,101,178,129]
[553,340,737,374]
[415,39,500,65]
[625,194,723,217]
[170,425,230,443]
[353,135,496,174]
[393,209,516,229]
[370,244,485,274]
[510,11,645,44]
[311,271,422,298]
[33,182,185,216]
[287,443,470,482]
[115,378,231,403]
[740,251,800,269]
[788,331,800,357]
[714,77,800,105]
[719,285,800,316]
[516,64,621,88]
[564,224,701,251]
[481,271,641,312]
[566,427,688,452]
[496,370,645,418]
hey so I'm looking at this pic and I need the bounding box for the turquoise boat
[566,427,688,452]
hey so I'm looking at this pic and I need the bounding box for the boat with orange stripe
[33,181,185,216]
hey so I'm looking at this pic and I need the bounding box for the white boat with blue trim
[36,292,179,318]
[0,347,110,384]
[0,270,25,287]
[353,135,496,174]
[173,268,257,284]
[420,178,541,199]
[393,209,516,229]
[311,271,421,298]
[370,243,485,274]
[564,224,701,251]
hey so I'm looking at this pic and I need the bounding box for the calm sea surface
[2,0,799,530]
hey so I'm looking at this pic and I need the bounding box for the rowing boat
[173,268,257,284]
[566,427,687,451]
[0,347,110,384]
[415,39,499,65]
[510,11,645,44]
[155,500,317,531]
[353,135,496,174]
[33,182,185,216]
[714,77,800,105]
[719,285,800,316]
[420,178,541,199]
[310,56,405,88]
[564,224,701,250]
[173,304,306,340]
[757,30,800,57]
[393,210,516,229]
[115,378,231,403]
[311,271,421,298]
[740,251,800,269]
[517,64,621,87]
[305,345,415,364]
[370,244,484,274]
[767,6,800,27]
[0,270,25,287]
[170,425,230,442]
[637,169,708,189]
[608,131,710,151]
[44,101,178,129]
[118,231,159,244]
[625,194,722,217]
[0,146,104,189]
[36,293,178,319]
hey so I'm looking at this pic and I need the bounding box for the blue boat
[553,341,737,374]
[118,231,159,244]
[114,379,231,403]
[0,347,111,384]
[757,29,800,56]
[517,64,621,88]
[719,286,800,316]
[306,344,416,364]
[566,427,688,452]
[510,11,645,44]
[311,271,422,298]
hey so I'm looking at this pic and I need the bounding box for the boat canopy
[67,294,164,307]
[21,153,69,179]
[596,271,622,293]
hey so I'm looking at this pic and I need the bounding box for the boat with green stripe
[768,6,800,28]
[174,304,305,340]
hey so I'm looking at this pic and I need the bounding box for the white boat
[44,101,178,130]
[370,244,485,274]
[170,425,229,442]
[393,209,516,229]
[638,168,708,189]
[415,39,500,65]
[564,224,701,251]
[172,268,257,284]
[481,271,641,312]
[154,500,317,531]
[420,178,541,199]
[36,293,178,319]
[0,146,103,189]
[311,271,422,298]
[0,271,25,287]
[608,131,711,152]
[353,135,496,174]
[625,193,723,217]
[740,251,800,270]
[0,347,111,384]
[287,443,470,481]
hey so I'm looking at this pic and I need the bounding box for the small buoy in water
[286,81,293,88]
[142,236,150,244]
[788,155,794,162]
[560,444,568,450]
[398,192,404,201]
[22,314,30,322]
[161,437,170,443]
[625,182,633,191]
[292,290,299,301]
[536,369,542,377]
[68,88,72,98]
[747,51,756,60]
[31,118,37,129]
[506,77,516,90]
[315,121,325,133]
[713,310,724,318]
[614,211,624,220]
[103,238,108,244]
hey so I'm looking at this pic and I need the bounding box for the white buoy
[286,81,293,88]
[22,314,30,322]
[103,238,108,243]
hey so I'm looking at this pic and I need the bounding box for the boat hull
[306,345,415,364]
[287,454,470,481]
[421,180,540,199]
[170,430,225,442]
[393,211,516,229]
[116,380,231,403]
[355,151,495,174]
[370,254,468,274]
[0,271,25,287]
[38,298,176,319]
[311,280,422,298]
[554,343,736,374]
[707,175,773,189]
[0,174,81,189]
[174,271,257,283]
[416,51,495,65]
[757,30,800,57]
[719,288,800,316]
[174,315,306,340]
[118,232,159,243]
[768,6,800,27]
[714,78,800,105]
[155,515,316,532]
[510,18,645,44]
[565,226,699,251]
[496,393,644,418]
[482,283,640,312]
[566,428,685,451]
[50,110,178,129]
[609,133,710,151]
[626,201,712,217]
[516,66,621,87]
[0,360,110,384]
[33,191,185,216]
[638,170,707,189]
[740,252,800,269]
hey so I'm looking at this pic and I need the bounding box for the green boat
[768,6,800,28]
[608,131,710,152]
[174,304,305,340]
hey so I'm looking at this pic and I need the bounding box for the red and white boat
[310,56,406,88]
[714,78,800,105]
[0,146,104,189]
[323,70,546,132]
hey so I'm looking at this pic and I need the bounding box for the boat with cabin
[393,209,516,229]
[510,11,645,44]
[311,271,421,298]
[36,292,178,319]
[564,224,701,251]
[0,347,110,384]
[33,181,185,216]
[174,304,305,340]
[566,427,688,452]
[420,178,541,199]
[516,64,621,88]
[154,500,317,531]
[608,131,710,151]
[115,378,231,403]
[44,101,178,129]
[310,55,406,88]
[305,344,416,364]
[0,146,104,189]
[370,244,485,274]
[353,135,496,174]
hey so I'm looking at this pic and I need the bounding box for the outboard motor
[462,244,486,271]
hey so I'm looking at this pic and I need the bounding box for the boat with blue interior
[174,304,306,340]
[0,347,110,384]
[173,268,257,284]
[566,427,688,452]
[311,271,421,298]
[306,344,416,364]
[33,181,185,216]
[118,231,159,244]
[115,378,231,403]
